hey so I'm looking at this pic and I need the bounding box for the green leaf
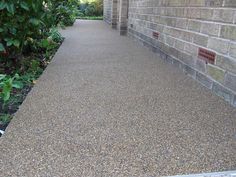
[0,114,12,124]
[13,40,20,48]
[4,38,10,42]
[14,74,20,79]
[2,79,13,102]
[10,28,17,35]
[17,16,25,22]
[12,81,23,89]
[3,91,10,102]
[0,43,5,52]
[20,2,29,11]
[0,74,6,81]
[7,40,13,47]
[29,18,40,26]
[32,3,36,12]
[0,2,6,10]
[41,39,49,48]
[0,28,4,33]
[6,3,15,14]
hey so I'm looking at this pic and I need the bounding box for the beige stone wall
[104,0,128,34]
[128,0,236,106]
[111,0,119,28]
[104,0,112,24]
[118,0,129,35]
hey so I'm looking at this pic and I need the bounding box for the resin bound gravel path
[0,20,236,177]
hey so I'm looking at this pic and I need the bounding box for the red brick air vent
[198,48,216,64]
[153,32,159,39]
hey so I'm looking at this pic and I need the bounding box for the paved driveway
[0,20,235,177]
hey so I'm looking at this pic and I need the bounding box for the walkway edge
[167,171,236,177]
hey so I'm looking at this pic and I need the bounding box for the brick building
[103,0,236,106]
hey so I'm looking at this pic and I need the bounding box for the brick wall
[128,0,236,106]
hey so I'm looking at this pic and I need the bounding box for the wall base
[128,28,236,108]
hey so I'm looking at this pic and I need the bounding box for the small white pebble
[0,130,5,135]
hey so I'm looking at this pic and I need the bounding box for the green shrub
[0,0,48,56]
[48,27,63,43]
[49,0,79,26]
[0,0,74,72]
[79,0,103,17]
[0,1,78,58]
[0,0,70,123]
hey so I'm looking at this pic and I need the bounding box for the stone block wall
[104,0,129,34]
[111,0,120,28]
[128,0,236,106]
[104,0,112,24]
[118,0,129,35]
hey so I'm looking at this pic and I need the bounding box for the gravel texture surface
[0,20,235,177]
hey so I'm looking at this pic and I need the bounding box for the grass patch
[77,16,103,20]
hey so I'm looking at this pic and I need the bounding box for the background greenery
[78,0,103,19]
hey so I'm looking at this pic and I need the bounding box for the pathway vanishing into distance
[0,20,236,177]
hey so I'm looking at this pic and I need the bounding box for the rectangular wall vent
[130,24,133,28]
[198,48,216,64]
[153,32,159,39]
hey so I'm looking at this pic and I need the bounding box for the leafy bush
[0,0,71,129]
[0,1,77,59]
[49,0,79,26]
[0,0,48,56]
[79,0,103,17]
